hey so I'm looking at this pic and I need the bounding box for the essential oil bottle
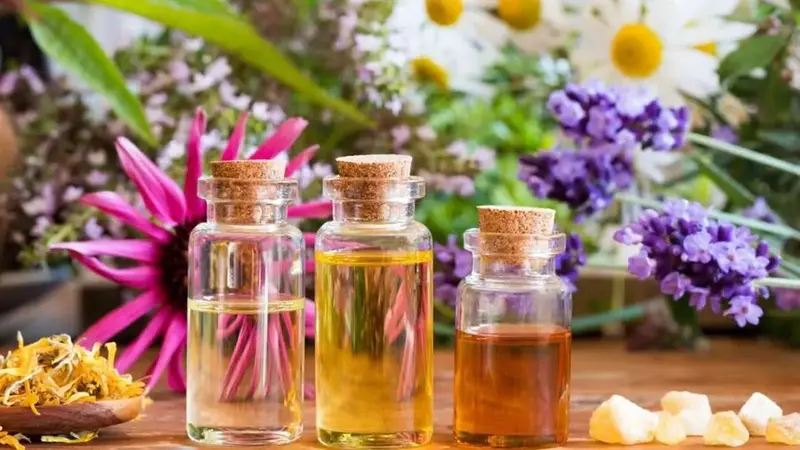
[454,206,572,448]
[186,160,305,445]
[315,155,433,448]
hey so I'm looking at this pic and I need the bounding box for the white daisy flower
[390,0,506,96]
[492,0,573,53]
[570,0,756,104]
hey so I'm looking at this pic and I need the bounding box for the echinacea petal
[79,289,160,347]
[116,306,172,372]
[146,314,187,390]
[167,342,187,393]
[81,192,170,243]
[68,252,158,289]
[285,145,319,177]
[248,118,308,160]
[116,137,187,226]
[221,112,249,161]
[51,239,159,264]
[185,108,207,222]
[289,200,332,219]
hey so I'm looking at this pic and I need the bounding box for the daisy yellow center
[425,0,464,26]
[497,0,542,31]
[411,57,449,90]
[694,42,717,56]
[610,23,663,78]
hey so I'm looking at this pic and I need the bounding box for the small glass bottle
[315,155,433,448]
[187,160,305,445]
[454,206,572,448]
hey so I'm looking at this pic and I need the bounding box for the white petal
[666,49,721,99]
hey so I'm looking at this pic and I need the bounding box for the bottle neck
[207,202,289,225]
[332,200,415,224]
[471,255,557,278]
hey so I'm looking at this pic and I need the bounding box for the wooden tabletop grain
[14,339,800,449]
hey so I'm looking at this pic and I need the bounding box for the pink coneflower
[51,109,331,393]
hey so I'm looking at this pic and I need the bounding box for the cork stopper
[210,160,286,181]
[202,160,295,225]
[478,206,556,235]
[476,206,558,265]
[325,154,423,222]
[336,154,412,179]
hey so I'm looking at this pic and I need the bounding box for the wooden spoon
[0,396,146,434]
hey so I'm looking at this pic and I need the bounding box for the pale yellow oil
[187,297,305,445]
[315,250,434,448]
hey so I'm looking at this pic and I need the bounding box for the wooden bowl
[0,396,146,434]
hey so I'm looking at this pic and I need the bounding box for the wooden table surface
[15,339,800,449]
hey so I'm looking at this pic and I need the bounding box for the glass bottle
[315,155,433,448]
[187,160,305,445]
[454,206,572,448]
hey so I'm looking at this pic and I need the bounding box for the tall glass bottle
[454,206,572,448]
[187,160,305,445]
[315,155,433,448]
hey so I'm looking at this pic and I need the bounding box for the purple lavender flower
[518,143,634,221]
[433,235,472,307]
[711,124,739,144]
[433,233,587,303]
[555,233,587,292]
[724,296,764,327]
[614,198,780,327]
[548,80,690,152]
[774,289,800,310]
[741,197,778,224]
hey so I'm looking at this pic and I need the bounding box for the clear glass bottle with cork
[186,160,306,445]
[454,206,572,448]
[315,155,433,448]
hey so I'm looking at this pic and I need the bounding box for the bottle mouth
[463,229,566,257]
[198,177,298,204]
[322,176,426,202]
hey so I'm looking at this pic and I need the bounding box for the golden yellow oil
[186,297,305,445]
[315,250,434,448]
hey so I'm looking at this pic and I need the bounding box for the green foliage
[719,34,789,83]
[424,48,564,154]
[25,1,155,144]
[84,0,373,127]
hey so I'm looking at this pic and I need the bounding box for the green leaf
[25,2,154,144]
[86,0,373,128]
[689,152,756,207]
[718,34,787,82]
[146,0,235,15]
[758,130,800,150]
[689,133,800,177]
[617,193,800,241]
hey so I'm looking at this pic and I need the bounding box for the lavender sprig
[547,80,690,151]
[613,199,781,327]
[518,144,634,221]
[433,233,587,304]
[433,235,472,308]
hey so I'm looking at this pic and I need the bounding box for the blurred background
[2,0,800,353]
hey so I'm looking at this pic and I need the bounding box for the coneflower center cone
[158,222,198,311]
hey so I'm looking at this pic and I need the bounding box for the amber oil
[187,297,305,444]
[315,249,434,448]
[454,324,571,447]
[454,206,573,448]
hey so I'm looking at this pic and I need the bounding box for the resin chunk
[655,412,687,445]
[738,392,782,436]
[766,413,800,445]
[589,395,658,445]
[660,390,713,436]
[703,411,750,447]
